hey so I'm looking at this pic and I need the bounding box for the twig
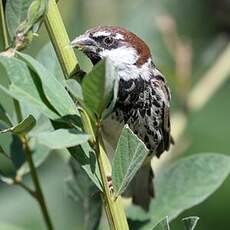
[0,0,9,49]
[44,0,129,229]
[14,179,37,198]
[0,174,37,200]
[21,136,54,230]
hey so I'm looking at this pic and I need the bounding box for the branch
[44,0,129,229]
[0,172,35,198]
[14,178,37,198]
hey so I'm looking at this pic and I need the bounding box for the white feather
[99,46,152,81]
[115,33,124,40]
[93,31,111,37]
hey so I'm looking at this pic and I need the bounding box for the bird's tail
[127,160,154,211]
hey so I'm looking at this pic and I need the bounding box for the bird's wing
[155,78,171,157]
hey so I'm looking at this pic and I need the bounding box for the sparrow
[71,26,172,211]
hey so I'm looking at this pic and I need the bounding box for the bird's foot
[106,174,113,192]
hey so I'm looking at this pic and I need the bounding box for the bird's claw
[106,174,113,192]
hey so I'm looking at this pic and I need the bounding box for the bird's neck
[100,46,153,81]
[117,58,153,82]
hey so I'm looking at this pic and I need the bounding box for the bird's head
[71,26,152,68]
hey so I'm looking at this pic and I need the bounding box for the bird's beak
[70,34,96,50]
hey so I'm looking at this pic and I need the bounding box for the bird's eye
[103,36,114,46]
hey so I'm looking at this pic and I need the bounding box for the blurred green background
[0,0,230,229]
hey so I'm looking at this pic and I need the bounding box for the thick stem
[44,0,129,229]
[22,136,54,230]
[0,0,9,49]
[95,129,129,230]
[44,0,79,78]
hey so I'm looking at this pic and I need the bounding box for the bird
[71,26,172,211]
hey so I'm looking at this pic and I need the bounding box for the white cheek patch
[99,46,138,66]
[93,31,111,37]
[99,48,152,81]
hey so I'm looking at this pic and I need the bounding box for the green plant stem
[44,0,79,78]
[14,179,36,198]
[22,136,54,230]
[0,0,9,49]
[95,128,129,229]
[44,0,129,229]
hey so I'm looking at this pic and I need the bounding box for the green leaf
[0,121,25,170]
[112,125,149,197]
[69,143,102,191]
[152,217,170,230]
[127,153,230,229]
[66,158,102,230]
[0,63,21,126]
[5,0,33,40]
[0,56,59,119]
[66,79,83,100]
[6,0,47,48]
[102,74,119,120]
[152,216,199,230]
[22,0,47,34]
[0,115,36,135]
[33,128,89,149]
[182,216,199,230]
[36,42,64,82]
[82,59,116,118]
[0,105,13,126]
[18,52,77,117]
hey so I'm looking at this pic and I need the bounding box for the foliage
[0,0,230,229]
[126,154,230,229]
[152,216,199,230]
[66,158,102,230]
[112,125,149,197]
